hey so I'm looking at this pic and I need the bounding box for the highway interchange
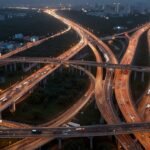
[0,9,149,150]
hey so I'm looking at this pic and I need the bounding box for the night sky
[0,0,149,6]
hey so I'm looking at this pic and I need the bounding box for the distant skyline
[0,0,150,7]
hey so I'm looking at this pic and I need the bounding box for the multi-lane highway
[0,26,71,60]
[0,123,149,138]
[0,57,150,72]
[0,8,149,150]
[88,33,141,149]
[114,24,150,149]
[0,30,87,112]
[138,29,150,122]
[101,23,149,41]
[54,9,150,149]
[2,64,95,150]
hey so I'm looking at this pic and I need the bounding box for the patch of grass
[58,10,149,37]
[75,102,101,126]
[130,32,149,101]
[0,29,79,90]
[0,9,66,41]
[14,29,80,57]
[3,69,89,125]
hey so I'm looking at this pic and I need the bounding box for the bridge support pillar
[134,72,137,81]
[4,65,8,72]
[68,66,70,73]
[72,67,74,74]
[37,64,40,69]
[0,112,2,121]
[89,137,93,150]
[10,102,16,113]
[79,69,82,76]
[42,78,47,88]
[58,138,62,150]
[117,141,122,150]
[59,66,63,73]
[141,72,145,82]
[88,66,91,72]
[29,88,33,94]
[9,64,13,72]
[13,63,17,72]
[22,63,25,72]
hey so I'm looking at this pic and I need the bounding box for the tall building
[113,1,120,14]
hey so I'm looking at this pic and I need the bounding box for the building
[0,42,15,52]
[0,15,5,21]
[0,77,5,84]
[14,33,24,39]
[30,36,39,42]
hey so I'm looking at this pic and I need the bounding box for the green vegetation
[0,29,79,90]
[61,138,116,150]
[3,69,89,125]
[130,32,149,101]
[62,139,89,150]
[75,102,101,126]
[14,29,79,57]
[58,10,149,37]
[0,9,66,41]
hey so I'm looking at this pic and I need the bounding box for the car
[129,115,135,121]
[23,81,28,85]
[146,104,150,108]
[0,96,7,102]
[16,85,22,89]
[31,129,42,134]
[84,94,87,97]
[0,96,6,101]
[75,127,85,131]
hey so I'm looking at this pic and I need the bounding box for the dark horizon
[0,0,150,7]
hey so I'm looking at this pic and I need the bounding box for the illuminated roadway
[0,26,71,60]
[138,29,150,122]
[0,44,139,148]
[0,9,147,150]
[0,30,87,112]
[100,23,149,41]
[0,123,150,138]
[0,8,149,149]
[49,9,145,149]
[88,34,141,149]
[114,24,150,149]
[2,64,95,150]
[0,57,150,72]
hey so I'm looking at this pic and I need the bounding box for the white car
[75,127,85,131]
[0,96,7,102]
[129,115,135,121]
[23,81,28,85]
[146,104,150,108]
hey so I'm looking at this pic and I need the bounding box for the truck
[67,122,80,127]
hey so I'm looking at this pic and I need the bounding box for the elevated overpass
[0,57,149,72]
[0,123,149,138]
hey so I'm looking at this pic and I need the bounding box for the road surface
[114,24,150,149]
[0,123,150,138]
[2,64,95,150]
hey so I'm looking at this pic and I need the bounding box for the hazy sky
[0,0,149,6]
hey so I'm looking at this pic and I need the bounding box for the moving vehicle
[31,129,42,134]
